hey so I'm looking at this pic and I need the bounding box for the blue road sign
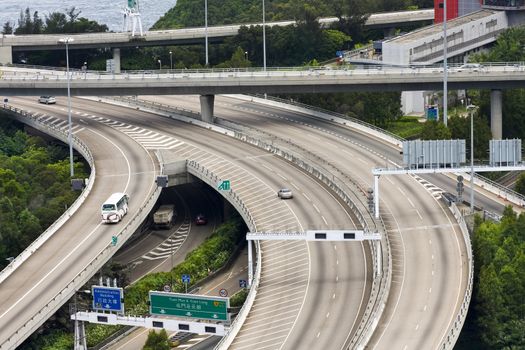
[182,274,191,284]
[92,286,123,312]
[239,279,247,288]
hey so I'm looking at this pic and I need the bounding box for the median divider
[96,96,392,350]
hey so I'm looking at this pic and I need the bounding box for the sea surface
[0,0,177,32]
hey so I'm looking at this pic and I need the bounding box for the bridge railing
[0,106,162,349]
[186,160,261,350]
[3,61,525,81]
[439,202,474,350]
[215,118,392,350]
[98,95,391,350]
[0,106,95,284]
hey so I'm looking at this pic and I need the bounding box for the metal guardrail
[100,95,392,350]
[439,202,474,349]
[217,120,391,350]
[185,161,261,350]
[0,106,162,350]
[0,106,95,284]
[2,61,525,79]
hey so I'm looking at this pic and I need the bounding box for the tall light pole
[59,37,74,177]
[443,0,448,127]
[157,59,161,70]
[262,0,267,71]
[205,0,209,66]
[169,50,173,70]
[467,104,478,213]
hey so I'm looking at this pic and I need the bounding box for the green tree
[2,21,13,34]
[514,173,525,195]
[143,328,170,350]
[419,120,451,140]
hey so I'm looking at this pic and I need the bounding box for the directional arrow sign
[217,180,230,191]
[149,291,229,322]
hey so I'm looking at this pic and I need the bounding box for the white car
[38,96,56,104]
[277,188,293,199]
[457,63,481,72]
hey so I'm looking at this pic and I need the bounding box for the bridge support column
[112,48,121,73]
[199,94,215,123]
[490,89,502,139]
[0,46,12,64]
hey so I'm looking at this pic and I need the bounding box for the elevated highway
[0,97,371,349]
[2,64,525,96]
[0,9,433,53]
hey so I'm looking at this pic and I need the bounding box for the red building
[434,0,483,23]
[434,0,459,22]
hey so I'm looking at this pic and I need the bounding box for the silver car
[38,96,56,104]
[277,188,293,199]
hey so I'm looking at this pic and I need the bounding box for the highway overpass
[0,97,373,350]
[0,63,521,138]
[0,9,434,63]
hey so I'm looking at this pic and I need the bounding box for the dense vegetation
[153,0,434,29]
[472,27,525,140]
[466,209,525,349]
[20,217,246,349]
[0,117,87,270]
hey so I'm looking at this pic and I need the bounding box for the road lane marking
[407,197,415,208]
[0,126,135,320]
[322,215,328,225]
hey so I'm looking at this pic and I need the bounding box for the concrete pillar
[199,94,215,123]
[0,46,13,64]
[490,89,502,140]
[112,48,121,73]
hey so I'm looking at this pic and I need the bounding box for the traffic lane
[0,98,158,344]
[370,174,465,349]
[68,100,310,350]
[180,124,366,348]
[253,156,369,350]
[211,95,514,217]
[209,98,464,349]
[134,95,365,344]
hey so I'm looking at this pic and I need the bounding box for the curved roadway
[0,98,159,349]
[141,94,471,350]
[2,96,370,350]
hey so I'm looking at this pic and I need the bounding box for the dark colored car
[195,214,207,225]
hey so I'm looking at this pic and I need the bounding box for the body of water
[0,0,177,32]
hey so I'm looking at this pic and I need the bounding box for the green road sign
[217,180,230,191]
[149,292,229,322]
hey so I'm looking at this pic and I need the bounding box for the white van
[101,193,129,223]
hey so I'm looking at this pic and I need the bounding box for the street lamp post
[245,51,248,60]
[157,59,161,70]
[467,104,478,213]
[169,51,173,70]
[443,0,448,127]
[205,0,209,66]
[262,0,266,71]
[58,37,75,177]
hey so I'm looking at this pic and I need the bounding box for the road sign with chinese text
[149,291,229,322]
